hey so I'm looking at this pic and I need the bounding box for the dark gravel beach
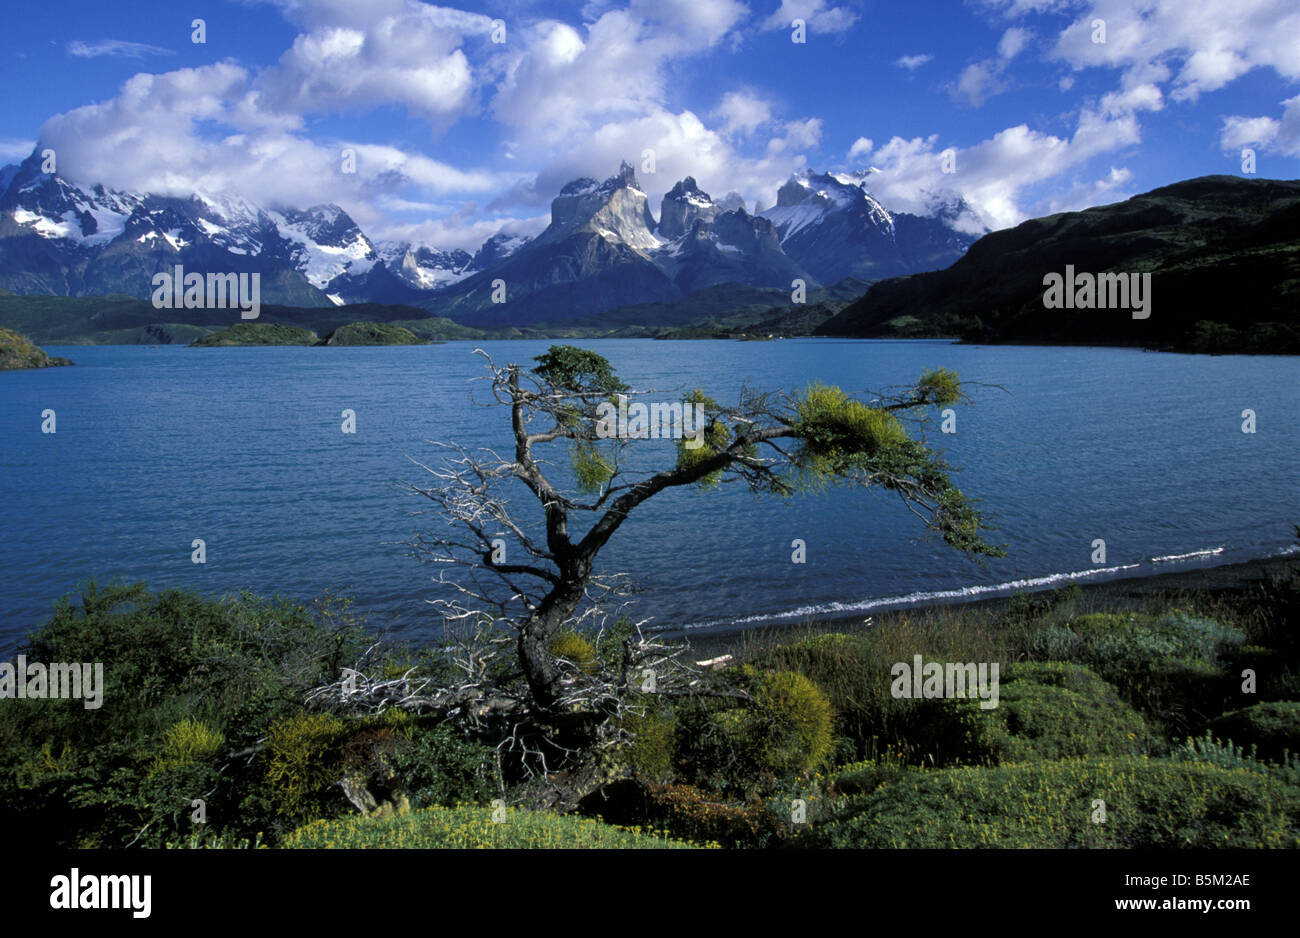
[682,552,1299,660]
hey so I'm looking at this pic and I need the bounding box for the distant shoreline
[680,551,1298,659]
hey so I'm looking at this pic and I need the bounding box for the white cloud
[997,27,1032,60]
[715,91,774,137]
[761,0,858,34]
[1220,94,1300,156]
[768,118,823,153]
[848,136,873,159]
[860,101,1142,231]
[375,211,551,253]
[950,26,1033,107]
[0,138,35,162]
[1037,166,1135,215]
[952,61,1008,107]
[259,6,496,124]
[67,39,175,59]
[629,0,749,46]
[1048,0,1300,103]
[895,53,933,70]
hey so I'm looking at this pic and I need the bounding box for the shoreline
[679,552,1298,660]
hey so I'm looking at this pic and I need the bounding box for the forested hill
[815,176,1300,353]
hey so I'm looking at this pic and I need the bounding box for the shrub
[152,719,225,774]
[815,756,1300,848]
[264,712,348,823]
[548,630,596,668]
[748,632,900,756]
[1171,732,1300,785]
[617,703,678,784]
[388,723,497,809]
[671,667,834,791]
[750,670,835,776]
[638,783,770,848]
[281,804,702,849]
[1208,702,1300,764]
[1046,611,1244,732]
[0,582,366,848]
[906,662,1151,766]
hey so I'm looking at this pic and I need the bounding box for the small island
[190,323,319,346]
[189,321,429,347]
[322,321,427,345]
[0,327,73,370]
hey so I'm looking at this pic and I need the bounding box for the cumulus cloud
[858,101,1142,231]
[761,0,858,34]
[1220,94,1300,156]
[1046,0,1300,102]
[259,5,496,124]
[847,136,873,159]
[715,91,774,137]
[0,138,35,161]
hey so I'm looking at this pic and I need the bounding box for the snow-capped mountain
[0,147,980,325]
[0,149,513,307]
[759,170,984,284]
[376,241,476,291]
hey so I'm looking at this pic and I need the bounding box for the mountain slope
[816,175,1300,352]
[760,170,982,284]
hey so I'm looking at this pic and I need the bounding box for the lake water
[2,339,1296,650]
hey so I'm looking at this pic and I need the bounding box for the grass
[281,804,706,849]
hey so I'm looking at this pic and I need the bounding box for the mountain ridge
[0,150,978,327]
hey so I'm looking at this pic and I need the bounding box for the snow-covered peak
[545,161,660,251]
[761,169,895,244]
[658,176,720,240]
[265,204,376,289]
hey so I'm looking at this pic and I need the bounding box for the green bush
[903,662,1151,767]
[1065,611,1244,677]
[750,670,835,775]
[827,758,916,796]
[672,667,834,791]
[0,582,366,847]
[548,630,596,668]
[264,712,349,823]
[388,722,497,809]
[151,719,225,774]
[617,703,678,784]
[815,755,1300,848]
[747,632,903,756]
[1171,732,1300,785]
[281,804,702,849]
[1208,702,1300,764]
[1033,611,1245,732]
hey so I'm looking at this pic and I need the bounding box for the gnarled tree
[406,345,1002,723]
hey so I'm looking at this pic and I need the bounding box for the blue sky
[2,0,1297,249]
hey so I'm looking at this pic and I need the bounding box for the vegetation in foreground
[2,559,1296,849]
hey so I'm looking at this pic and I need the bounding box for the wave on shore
[673,543,1298,635]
